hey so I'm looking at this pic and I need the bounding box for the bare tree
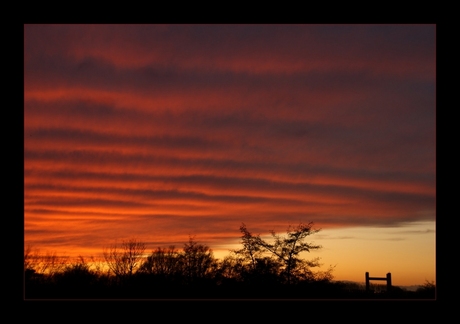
[24,245,67,276]
[24,245,36,271]
[87,255,105,276]
[233,223,264,271]
[103,238,145,278]
[181,237,215,282]
[140,245,181,276]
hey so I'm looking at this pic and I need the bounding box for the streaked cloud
[24,24,435,264]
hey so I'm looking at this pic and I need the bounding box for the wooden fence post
[365,272,392,292]
[386,272,392,291]
[365,272,370,292]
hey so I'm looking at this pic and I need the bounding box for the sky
[24,24,436,286]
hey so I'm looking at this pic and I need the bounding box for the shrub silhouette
[24,226,434,299]
[415,280,436,298]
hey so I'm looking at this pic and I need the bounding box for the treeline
[24,223,435,299]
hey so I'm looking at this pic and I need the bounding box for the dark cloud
[24,146,435,191]
[392,228,435,235]
[27,127,225,152]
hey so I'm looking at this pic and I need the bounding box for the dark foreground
[25,273,435,299]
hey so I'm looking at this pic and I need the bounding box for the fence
[365,272,391,292]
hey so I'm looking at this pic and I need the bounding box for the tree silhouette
[56,256,98,290]
[24,230,433,299]
[24,245,67,277]
[233,223,264,271]
[238,222,323,285]
[103,238,145,280]
[139,245,181,277]
[216,254,245,283]
[181,237,215,283]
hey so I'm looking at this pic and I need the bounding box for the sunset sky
[24,24,436,286]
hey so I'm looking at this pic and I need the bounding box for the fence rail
[365,272,391,292]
